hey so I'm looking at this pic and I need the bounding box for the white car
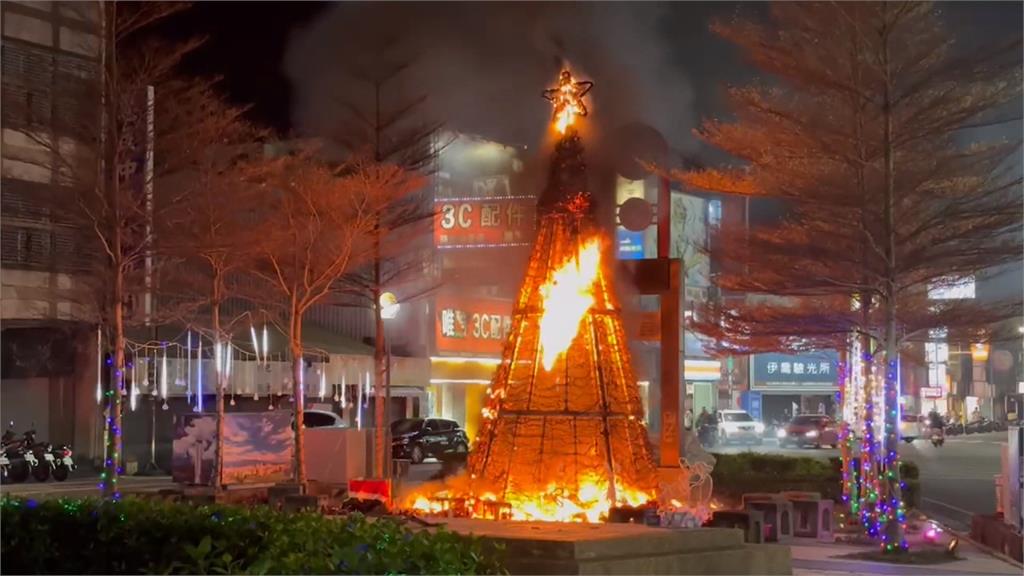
[716,410,764,445]
[899,414,923,443]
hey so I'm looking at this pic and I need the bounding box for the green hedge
[0,497,505,575]
[711,453,920,508]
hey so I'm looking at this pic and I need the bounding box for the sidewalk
[791,537,1020,576]
[1,473,173,500]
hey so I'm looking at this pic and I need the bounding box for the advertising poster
[173,413,216,485]
[172,412,294,486]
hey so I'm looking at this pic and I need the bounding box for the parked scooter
[21,429,49,482]
[1,424,37,483]
[965,417,994,435]
[49,444,75,481]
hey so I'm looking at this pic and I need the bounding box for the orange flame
[538,239,602,371]
[555,85,581,134]
[548,70,589,134]
[404,474,654,523]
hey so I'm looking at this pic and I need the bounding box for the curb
[930,517,1023,569]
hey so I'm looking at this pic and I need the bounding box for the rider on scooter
[927,409,945,444]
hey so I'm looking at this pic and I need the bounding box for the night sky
[156,2,328,134]
[158,1,1021,148]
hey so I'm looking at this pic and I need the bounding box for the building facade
[1,1,103,459]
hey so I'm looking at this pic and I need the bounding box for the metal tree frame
[467,208,659,509]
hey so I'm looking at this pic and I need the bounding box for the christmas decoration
[403,70,665,523]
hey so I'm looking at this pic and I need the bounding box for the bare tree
[157,81,268,491]
[668,2,1021,547]
[325,51,445,479]
[6,2,217,498]
[249,147,423,489]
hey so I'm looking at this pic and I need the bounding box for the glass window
[391,419,423,435]
[424,419,441,432]
[708,199,722,227]
[722,412,753,422]
[303,412,336,428]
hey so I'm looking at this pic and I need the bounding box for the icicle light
[160,347,168,398]
[339,373,347,408]
[261,325,268,366]
[250,325,261,365]
[95,328,103,404]
[196,337,203,413]
[186,331,193,401]
[318,365,326,399]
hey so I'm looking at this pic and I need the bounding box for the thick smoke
[284,2,696,149]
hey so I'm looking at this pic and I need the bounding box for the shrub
[0,497,505,575]
[713,453,920,509]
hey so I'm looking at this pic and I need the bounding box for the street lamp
[380,292,400,320]
[379,292,400,482]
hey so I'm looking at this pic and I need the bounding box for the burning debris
[402,70,699,524]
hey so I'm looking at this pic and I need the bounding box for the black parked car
[391,418,469,464]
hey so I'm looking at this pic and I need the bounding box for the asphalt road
[711,431,1007,531]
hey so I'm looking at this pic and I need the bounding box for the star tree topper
[543,69,594,134]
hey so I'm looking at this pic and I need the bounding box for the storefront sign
[685,359,721,381]
[752,351,839,392]
[921,387,944,398]
[616,228,646,260]
[741,391,763,421]
[434,196,536,249]
[435,295,513,355]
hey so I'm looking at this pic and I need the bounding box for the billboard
[751,351,840,392]
[434,195,536,249]
[172,412,293,486]
[435,294,514,356]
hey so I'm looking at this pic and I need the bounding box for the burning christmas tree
[406,70,660,522]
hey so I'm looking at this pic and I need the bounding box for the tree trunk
[373,226,386,479]
[100,1,122,500]
[372,81,387,481]
[858,297,878,532]
[103,272,126,499]
[838,347,853,506]
[290,299,307,491]
[880,7,905,549]
[212,275,224,493]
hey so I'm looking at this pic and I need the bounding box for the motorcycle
[928,427,945,447]
[698,423,718,448]
[49,444,75,481]
[1,426,36,483]
[965,418,994,435]
[21,430,49,482]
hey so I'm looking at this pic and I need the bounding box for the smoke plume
[284,2,696,149]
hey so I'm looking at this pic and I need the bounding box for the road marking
[921,497,977,518]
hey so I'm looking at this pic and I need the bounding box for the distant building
[1,2,103,459]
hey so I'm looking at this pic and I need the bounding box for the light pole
[380,292,400,482]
